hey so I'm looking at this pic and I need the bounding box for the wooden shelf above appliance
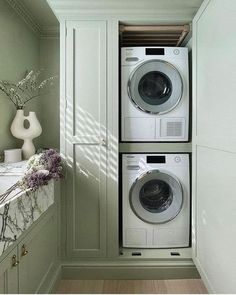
[120,24,190,47]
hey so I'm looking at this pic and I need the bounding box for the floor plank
[56,279,208,294]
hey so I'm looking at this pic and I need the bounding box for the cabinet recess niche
[49,0,236,292]
[62,17,192,260]
[63,19,192,259]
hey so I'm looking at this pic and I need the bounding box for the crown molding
[47,0,203,19]
[6,0,41,35]
[6,0,59,38]
[40,25,60,39]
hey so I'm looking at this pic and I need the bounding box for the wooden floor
[56,279,208,294]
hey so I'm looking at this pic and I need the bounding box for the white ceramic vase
[10,110,42,160]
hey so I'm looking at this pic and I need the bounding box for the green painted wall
[0,0,60,160]
[0,0,41,158]
[39,38,60,149]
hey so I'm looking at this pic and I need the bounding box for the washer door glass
[130,170,183,223]
[139,179,173,213]
[128,60,183,114]
[138,71,172,105]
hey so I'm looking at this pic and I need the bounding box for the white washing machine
[122,153,190,248]
[121,47,189,142]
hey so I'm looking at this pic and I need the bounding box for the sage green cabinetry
[64,20,118,258]
[0,247,18,294]
[18,210,57,293]
[0,206,58,294]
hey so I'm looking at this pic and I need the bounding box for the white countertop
[0,160,27,175]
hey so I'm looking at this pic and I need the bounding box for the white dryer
[121,47,189,142]
[122,153,190,248]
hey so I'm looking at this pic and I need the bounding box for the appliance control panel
[123,154,189,171]
[121,47,188,66]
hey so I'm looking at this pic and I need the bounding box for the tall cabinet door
[192,0,236,293]
[65,21,107,257]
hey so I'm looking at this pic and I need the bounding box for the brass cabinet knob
[21,244,29,256]
[12,255,19,267]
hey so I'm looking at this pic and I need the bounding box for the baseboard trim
[61,261,200,280]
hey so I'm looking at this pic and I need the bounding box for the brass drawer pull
[21,244,29,256]
[12,255,19,267]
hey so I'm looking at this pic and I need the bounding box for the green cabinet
[0,247,18,294]
[62,18,119,259]
[18,211,57,294]
[0,206,57,294]
[65,21,109,258]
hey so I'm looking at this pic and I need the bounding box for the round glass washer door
[128,60,183,114]
[129,170,183,224]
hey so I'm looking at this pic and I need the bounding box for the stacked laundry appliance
[121,47,190,248]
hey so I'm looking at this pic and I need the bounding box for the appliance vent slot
[171,252,180,256]
[132,252,142,256]
[166,121,183,137]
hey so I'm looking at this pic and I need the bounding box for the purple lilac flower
[40,149,63,179]
[0,149,63,204]
[24,170,50,191]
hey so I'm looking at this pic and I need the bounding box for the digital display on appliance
[146,156,166,163]
[146,48,165,55]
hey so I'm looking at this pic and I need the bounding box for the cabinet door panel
[0,248,18,294]
[66,21,106,144]
[18,213,57,294]
[72,145,106,255]
[192,0,236,293]
[65,21,107,258]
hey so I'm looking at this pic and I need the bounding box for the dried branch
[0,70,57,109]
